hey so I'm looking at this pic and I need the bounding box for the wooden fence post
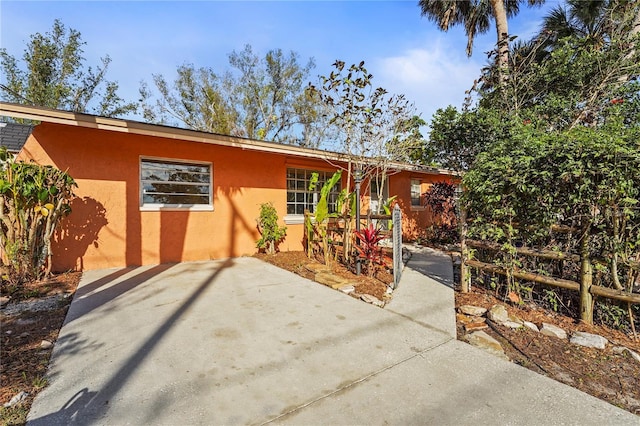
[579,233,594,324]
[460,208,471,293]
[304,210,312,259]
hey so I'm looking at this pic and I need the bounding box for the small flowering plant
[353,223,387,276]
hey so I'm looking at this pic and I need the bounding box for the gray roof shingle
[0,122,34,153]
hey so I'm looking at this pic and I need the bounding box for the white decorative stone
[626,349,640,364]
[459,305,487,317]
[523,321,539,332]
[0,296,10,307]
[40,340,54,349]
[613,346,640,363]
[569,331,608,349]
[360,294,384,307]
[338,285,355,294]
[540,323,567,340]
[503,320,524,329]
[487,304,510,323]
[3,391,28,408]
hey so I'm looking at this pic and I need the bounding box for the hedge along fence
[459,120,640,329]
[0,149,76,282]
[460,224,640,329]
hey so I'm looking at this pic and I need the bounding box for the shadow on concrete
[405,247,455,290]
[64,264,175,325]
[27,258,234,426]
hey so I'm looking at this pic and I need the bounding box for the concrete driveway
[27,251,638,425]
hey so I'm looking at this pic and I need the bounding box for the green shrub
[256,202,286,254]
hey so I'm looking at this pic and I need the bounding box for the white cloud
[375,39,483,127]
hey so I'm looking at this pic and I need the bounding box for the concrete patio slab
[26,250,638,425]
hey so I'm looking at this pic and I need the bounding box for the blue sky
[1,0,558,129]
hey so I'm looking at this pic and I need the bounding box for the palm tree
[540,0,613,50]
[418,0,544,88]
[539,0,640,82]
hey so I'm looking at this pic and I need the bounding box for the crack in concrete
[258,337,455,425]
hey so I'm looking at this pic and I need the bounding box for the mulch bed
[254,251,392,301]
[456,287,640,415]
[1,272,81,425]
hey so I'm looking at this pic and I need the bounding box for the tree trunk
[460,208,470,293]
[490,0,510,89]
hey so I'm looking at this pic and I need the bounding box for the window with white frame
[286,168,341,215]
[411,179,422,207]
[140,158,212,209]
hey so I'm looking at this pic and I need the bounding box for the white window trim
[410,179,422,209]
[283,214,305,225]
[139,156,214,211]
[285,167,341,219]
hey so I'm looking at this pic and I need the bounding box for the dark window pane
[141,159,211,206]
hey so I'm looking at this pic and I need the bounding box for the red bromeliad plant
[353,223,386,276]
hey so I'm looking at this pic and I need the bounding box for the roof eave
[0,102,457,176]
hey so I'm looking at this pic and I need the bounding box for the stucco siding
[17,122,453,271]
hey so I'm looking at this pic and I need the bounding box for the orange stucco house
[1,102,457,272]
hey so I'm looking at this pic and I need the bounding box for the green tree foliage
[0,148,76,283]
[141,45,324,146]
[308,60,423,209]
[424,1,640,328]
[140,65,238,136]
[463,108,640,292]
[478,1,640,128]
[426,106,507,172]
[0,19,136,117]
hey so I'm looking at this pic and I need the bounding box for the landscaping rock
[315,272,346,289]
[0,296,10,307]
[3,391,28,408]
[305,263,331,274]
[523,321,539,332]
[464,321,489,332]
[613,346,640,364]
[465,331,507,359]
[487,304,510,323]
[570,331,608,349]
[40,340,53,349]
[540,323,567,340]
[458,313,488,332]
[338,285,355,294]
[459,305,487,317]
[503,320,524,329]
[1,294,67,316]
[360,294,384,307]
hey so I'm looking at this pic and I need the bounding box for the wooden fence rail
[466,259,640,304]
[460,215,639,324]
